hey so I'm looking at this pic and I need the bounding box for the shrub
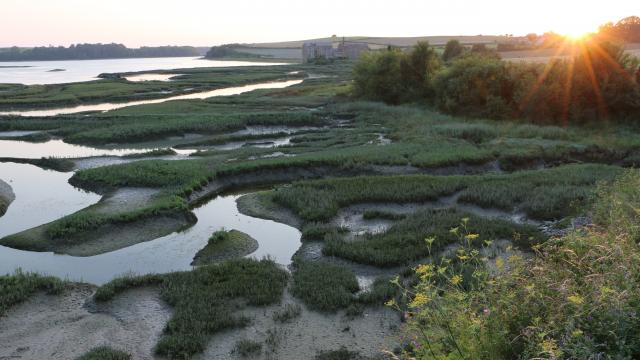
[76,347,131,360]
[291,261,359,312]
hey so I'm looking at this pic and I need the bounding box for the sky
[1,0,637,47]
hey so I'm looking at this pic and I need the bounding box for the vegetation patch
[76,346,131,360]
[0,270,67,316]
[323,208,545,267]
[0,157,75,172]
[315,347,366,360]
[95,259,288,359]
[191,230,259,265]
[398,169,640,359]
[232,339,263,357]
[291,260,359,312]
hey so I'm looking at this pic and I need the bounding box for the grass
[0,270,67,316]
[270,164,623,222]
[315,347,365,360]
[0,157,75,172]
[0,65,303,110]
[76,347,131,360]
[232,339,262,357]
[401,169,640,359]
[191,230,258,265]
[95,258,288,359]
[290,260,359,312]
[323,208,545,267]
[272,303,302,323]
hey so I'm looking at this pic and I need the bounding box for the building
[302,42,335,62]
[302,39,369,63]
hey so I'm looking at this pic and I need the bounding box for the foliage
[272,303,302,323]
[76,347,132,360]
[96,258,288,359]
[232,339,263,357]
[290,260,359,312]
[0,43,199,61]
[399,170,640,359]
[323,208,544,267]
[442,40,465,62]
[0,270,66,316]
[315,347,366,360]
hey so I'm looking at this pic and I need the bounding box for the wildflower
[415,264,434,277]
[495,257,505,270]
[571,329,583,337]
[437,266,447,275]
[462,217,470,224]
[410,293,430,308]
[567,294,585,305]
[483,308,491,316]
[465,233,479,241]
[450,274,463,286]
[385,299,397,307]
[449,227,459,235]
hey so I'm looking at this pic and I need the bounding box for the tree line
[0,43,200,61]
[354,39,640,124]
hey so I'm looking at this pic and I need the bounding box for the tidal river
[0,162,301,285]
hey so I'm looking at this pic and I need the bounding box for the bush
[400,169,640,359]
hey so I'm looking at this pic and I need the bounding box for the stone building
[302,40,368,63]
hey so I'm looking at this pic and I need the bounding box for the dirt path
[0,285,171,360]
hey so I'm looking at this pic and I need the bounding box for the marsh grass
[76,347,131,360]
[95,258,288,359]
[323,208,544,267]
[232,339,262,357]
[272,303,302,323]
[291,260,359,312]
[0,270,67,316]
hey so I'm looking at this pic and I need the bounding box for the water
[123,73,182,82]
[0,79,304,117]
[0,163,301,285]
[0,139,155,158]
[0,163,100,238]
[0,57,286,85]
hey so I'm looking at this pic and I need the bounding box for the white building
[302,40,368,63]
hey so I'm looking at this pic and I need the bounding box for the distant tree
[442,40,465,62]
[0,43,198,61]
[526,33,539,44]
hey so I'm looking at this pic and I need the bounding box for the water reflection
[124,73,182,82]
[0,139,152,159]
[0,79,303,117]
[0,194,301,285]
[0,163,100,238]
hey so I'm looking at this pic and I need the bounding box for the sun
[558,25,595,41]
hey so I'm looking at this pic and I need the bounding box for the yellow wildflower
[450,274,463,286]
[567,294,584,305]
[495,257,505,270]
[415,264,434,276]
[465,233,479,241]
[410,293,430,308]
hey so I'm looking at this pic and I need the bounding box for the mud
[0,285,171,360]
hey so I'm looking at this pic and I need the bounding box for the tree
[400,41,441,98]
[442,40,464,62]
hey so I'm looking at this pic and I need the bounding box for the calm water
[0,79,304,117]
[0,163,100,238]
[0,139,156,158]
[0,57,285,85]
[0,162,301,284]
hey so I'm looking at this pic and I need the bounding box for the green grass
[191,230,258,265]
[232,339,262,357]
[76,347,131,360]
[95,259,288,359]
[290,260,360,312]
[323,208,545,267]
[0,270,67,316]
[271,164,623,222]
[315,347,365,360]
[272,303,302,323]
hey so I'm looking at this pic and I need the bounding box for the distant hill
[242,35,519,49]
[0,43,201,62]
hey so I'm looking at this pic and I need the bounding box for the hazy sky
[1,0,637,47]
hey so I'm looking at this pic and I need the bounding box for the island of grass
[0,179,15,217]
[191,230,259,265]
